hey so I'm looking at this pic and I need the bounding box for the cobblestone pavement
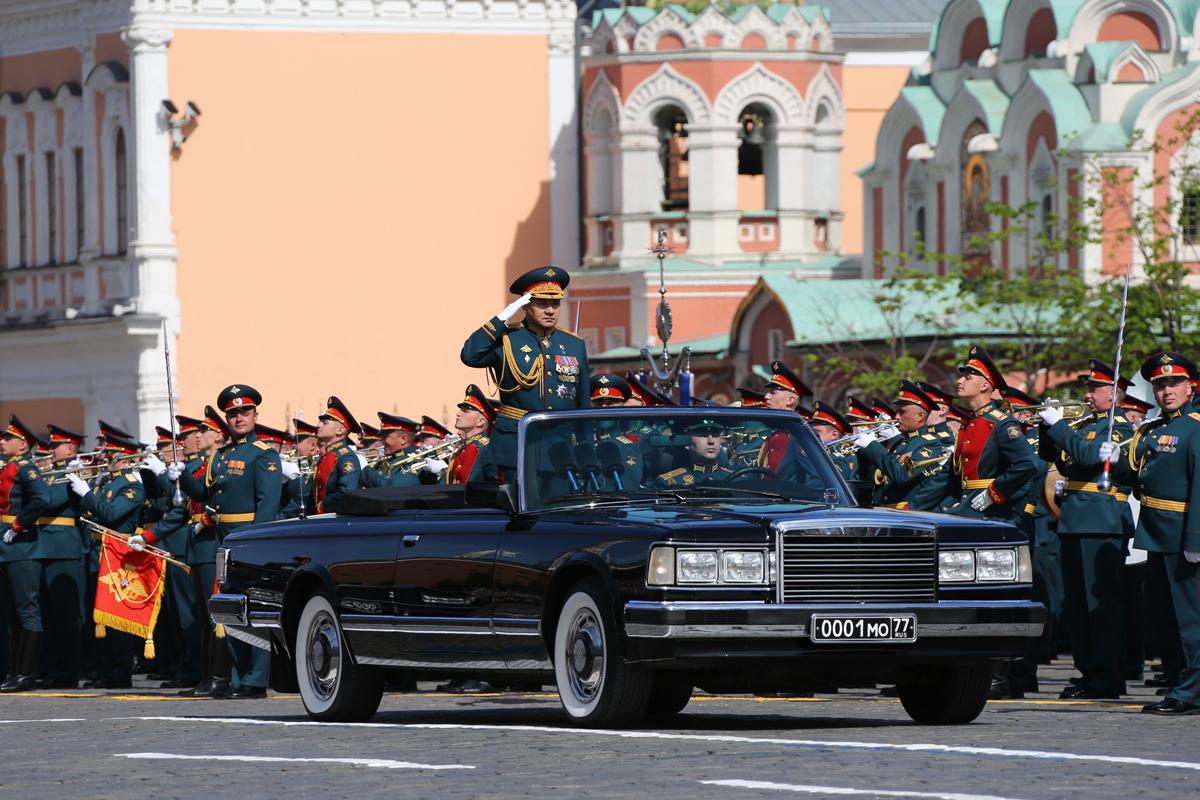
[0,661,1196,800]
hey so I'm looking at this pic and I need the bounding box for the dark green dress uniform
[594,432,643,491]
[460,266,589,480]
[312,396,362,513]
[1038,363,1135,697]
[1112,353,1200,714]
[655,462,734,487]
[361,413,422,489]
[0,417,51,691]
[861,427,946,508]
[805,402,858,486]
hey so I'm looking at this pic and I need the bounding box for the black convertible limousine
[210,408,1045,727]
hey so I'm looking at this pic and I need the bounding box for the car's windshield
[518,410,848,512]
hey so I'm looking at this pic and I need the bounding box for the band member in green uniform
[1038,359,1135,699]
[460,266,589,480]
[854,381,946,509]
[808,401,858,483]
[1108,353,1200,715]
[0,416,51,693]
[362,414,422,488]
[587,374,643,490]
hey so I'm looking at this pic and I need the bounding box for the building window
[115,129,128,255]
[1041,193,1054,240]
[767,328,785,363]
[737,104,776,212]
[17,155,27,267]
[74,148,83,261]
[915,206,927,247]
[655,106,689,211]
[1182,187,1200,245]
[46,152,57,265]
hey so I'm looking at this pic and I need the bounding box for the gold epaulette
[988,409,1007,420]
[556,327,582,340]
[921,433,936,440]
[252,440,272,450]
[1190,413,1200,423]
[616,435,634,444]
[476,435,490,445]
[334,445,349,455]
[660,467,687,480]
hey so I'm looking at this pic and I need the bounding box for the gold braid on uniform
[497,335,544,392]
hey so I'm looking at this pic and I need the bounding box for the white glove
[141,454,166,475]
[877,425,900,441]
[970,490,994,512]
[419,458,449,475]
[67,473,90,497]
[166,462,185,481]
[67,458,84,469]
[1,528,13,544]
[1185,551,1200,564]
[498,292,532,323]
[1098,441,1120,462]
[355,452,368,469]
[852,432,876,450]
[280,460,300,480]
[127,534,147,552]
[1038,406,1064,426]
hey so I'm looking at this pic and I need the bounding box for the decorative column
[547,1,579,269]
[685,123,741,258]
[122,25,178,323]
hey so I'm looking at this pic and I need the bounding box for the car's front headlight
[722,550,765,584]
[647,546,771,586]
[677,550,719,583]
[938,550,975,582]
[976,548,1017,582]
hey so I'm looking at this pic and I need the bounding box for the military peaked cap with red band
[154,426,175,444]
[797,402,814,420]
[377,413,420,435]
[736,386,766,407]
[946,404,971,423]
[809,401,852,435]
[958,345,1007,390]
[510,265,570,300]
[459,384,498,425]
[3,415,38,448]
[359,423,381,442]
[764,360,811,397]
[871,398,897,419]
[46,424,85,447]
[98,419,135,441]
[1120,395,1153,414]
[894,380,937,414]
[293,418,319,439]
[1001,387,1037,407]
[625,372,676,407]
[203,405,231,438]
[217,384,261,413]
[417,416,451,441]
[320,395,361,435]
[103,435,145,455]
[916,381,955,407]
[1141,351,1198,382]
[846,396,877,423]
[175,415,203,435]
[254,424,290,445]
[590,373,630,403]
[1077,358,1133,391]
[35,437,52,456]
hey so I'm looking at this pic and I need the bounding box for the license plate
[810,614,917,644]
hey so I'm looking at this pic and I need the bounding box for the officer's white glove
[877,425,900,441]
[1,528,13,544]
[419,458,449,475]
[1185,551,1200,564]
[1098,441,1120,462]
[970,490,994,512]
[141,454,166,475]
[498,292,532,324]
[127,534,147,552]
[67,458,84,469]
[355,452,368,469]
[280,460,300,480]
[1038,406,1064,426]
[67,473,90,497]
[166,462,185,481]
[852,431,876,450]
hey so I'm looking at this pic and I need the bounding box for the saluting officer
[854,381,946,509]
[438,385,497,485]
[313,396,361,513]
[1107,353,1200,715]
[361,413,422,488]
[174,384,282,699]
[1038,359,1135,699]
[0,416,50,693]
[460,266,589,480]
[908,346,1039,521]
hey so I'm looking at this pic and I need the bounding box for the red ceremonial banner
[93,533,167,658]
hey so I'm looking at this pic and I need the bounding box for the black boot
[0,631,41,693]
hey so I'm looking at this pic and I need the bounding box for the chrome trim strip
[357,656,510,669]
[248,611,281,629]
[626,600,1035,611]
[340,614,494,635]
[222,625,272,651]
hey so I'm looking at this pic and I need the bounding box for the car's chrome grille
[778,528,937,604]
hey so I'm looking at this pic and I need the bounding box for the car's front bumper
[623,600,1045,639]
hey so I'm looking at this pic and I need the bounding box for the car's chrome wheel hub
[306,611,340,701]
[566,608,604,703]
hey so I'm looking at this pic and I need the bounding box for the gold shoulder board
[1190,413,1200,423]
[661,468,687,479]
[253,440,272,450]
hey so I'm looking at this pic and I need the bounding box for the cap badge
[1162,354,1172,363]
[230,386,241,394]
[599,375,610,384]
[232,397,244,407]
[545,268,556,277]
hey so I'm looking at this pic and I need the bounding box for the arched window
[1023,7,1056,58]
[1182,187,1200,245]
[115,128,128,254]
[655,105,689,211]
[17,154,27,267]
[961,119,991,253]
[46,152,57,265]
[960,17,989,64]
[1041,193,1054,240]
[1097,11,1160,49]
[737,103,777,212]
[585,106,615,218]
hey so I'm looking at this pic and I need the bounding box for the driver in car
[655,420,735,487]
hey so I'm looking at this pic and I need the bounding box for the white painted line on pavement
[117,752,475,770]
[0,718,86,724]
[702,778,1024,800]
[118,716,1200,773]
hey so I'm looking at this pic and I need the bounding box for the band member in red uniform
[440,385,496,485]
[758,361,812,472]
[908,345,1039,522]
[313,396,361,513]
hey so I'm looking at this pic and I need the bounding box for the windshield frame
[515,406,851,514]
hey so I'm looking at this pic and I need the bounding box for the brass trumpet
[823,423,896,457]
[373,436,466,474]
[1014,401,1089,419]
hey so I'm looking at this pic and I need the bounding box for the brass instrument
[1015,401,1089,419]
[823,423,895,458]
[373,436,466,474]
[281,453,319,476]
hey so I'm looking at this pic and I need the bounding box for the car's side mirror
[465,481,519,514]
[845,480,875,508]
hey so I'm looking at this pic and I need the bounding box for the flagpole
[83,519,192,573]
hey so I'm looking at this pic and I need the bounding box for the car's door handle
[402,534,420,547]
